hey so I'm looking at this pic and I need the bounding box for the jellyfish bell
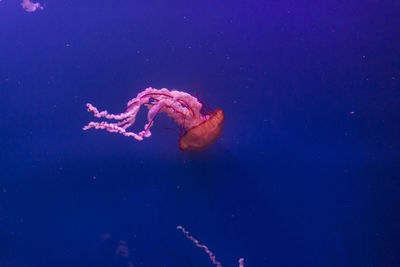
[83,87,225,151]
[179,109,225,151]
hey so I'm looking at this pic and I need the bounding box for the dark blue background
[1,1,399,266]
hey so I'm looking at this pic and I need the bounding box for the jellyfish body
[178,109,224,151]
[83,87,224,151]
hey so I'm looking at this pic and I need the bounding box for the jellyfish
[21,0,43,12]
[83,87,225,151]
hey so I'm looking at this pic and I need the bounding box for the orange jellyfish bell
[83,87,225,151]
[179,109,225,151]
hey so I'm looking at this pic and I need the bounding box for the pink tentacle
[177,226,222,267]
[83,87,207,141]
[177,226,244,267]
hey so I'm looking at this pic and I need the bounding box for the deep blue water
[1,1,400,266]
